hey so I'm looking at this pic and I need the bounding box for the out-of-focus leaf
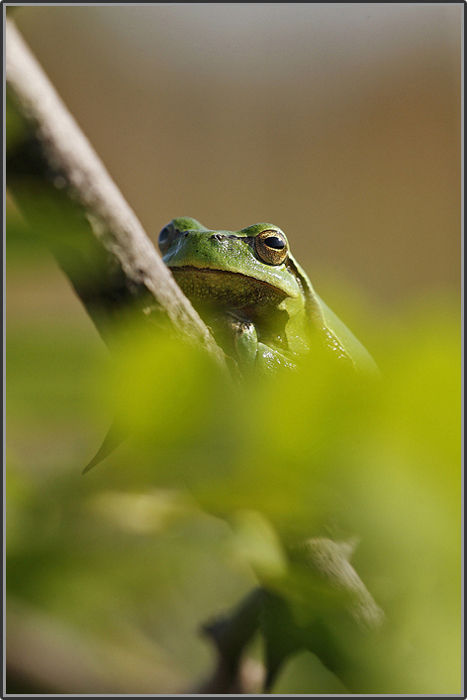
[6,234,461,695]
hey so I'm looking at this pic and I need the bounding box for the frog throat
[169,266,292,309]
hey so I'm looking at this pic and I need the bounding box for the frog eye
[158,223,178,255]
[254,230,288,265]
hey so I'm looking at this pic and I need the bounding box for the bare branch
[5,18,228,371]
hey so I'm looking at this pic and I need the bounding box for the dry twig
[6,18,228,371]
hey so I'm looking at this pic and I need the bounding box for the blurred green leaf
[6,223,461,694]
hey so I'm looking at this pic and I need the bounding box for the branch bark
[5,18,228,372]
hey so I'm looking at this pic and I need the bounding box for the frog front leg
[229,317,298,375]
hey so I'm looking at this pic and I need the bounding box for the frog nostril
[211,234,224,241]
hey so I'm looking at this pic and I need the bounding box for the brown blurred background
[8,4,461,310]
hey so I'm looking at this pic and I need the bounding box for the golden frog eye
[254,230,288,265]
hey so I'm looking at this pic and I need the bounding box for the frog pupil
[265,236,285,250]
[159,226,170,243]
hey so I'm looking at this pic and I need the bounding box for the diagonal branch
[5,18,228,372]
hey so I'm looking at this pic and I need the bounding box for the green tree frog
[158,217,378,375]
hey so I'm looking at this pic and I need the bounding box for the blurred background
[9,4,461,302]
[6,4,462,695]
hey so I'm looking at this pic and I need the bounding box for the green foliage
[6,202,461,692]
